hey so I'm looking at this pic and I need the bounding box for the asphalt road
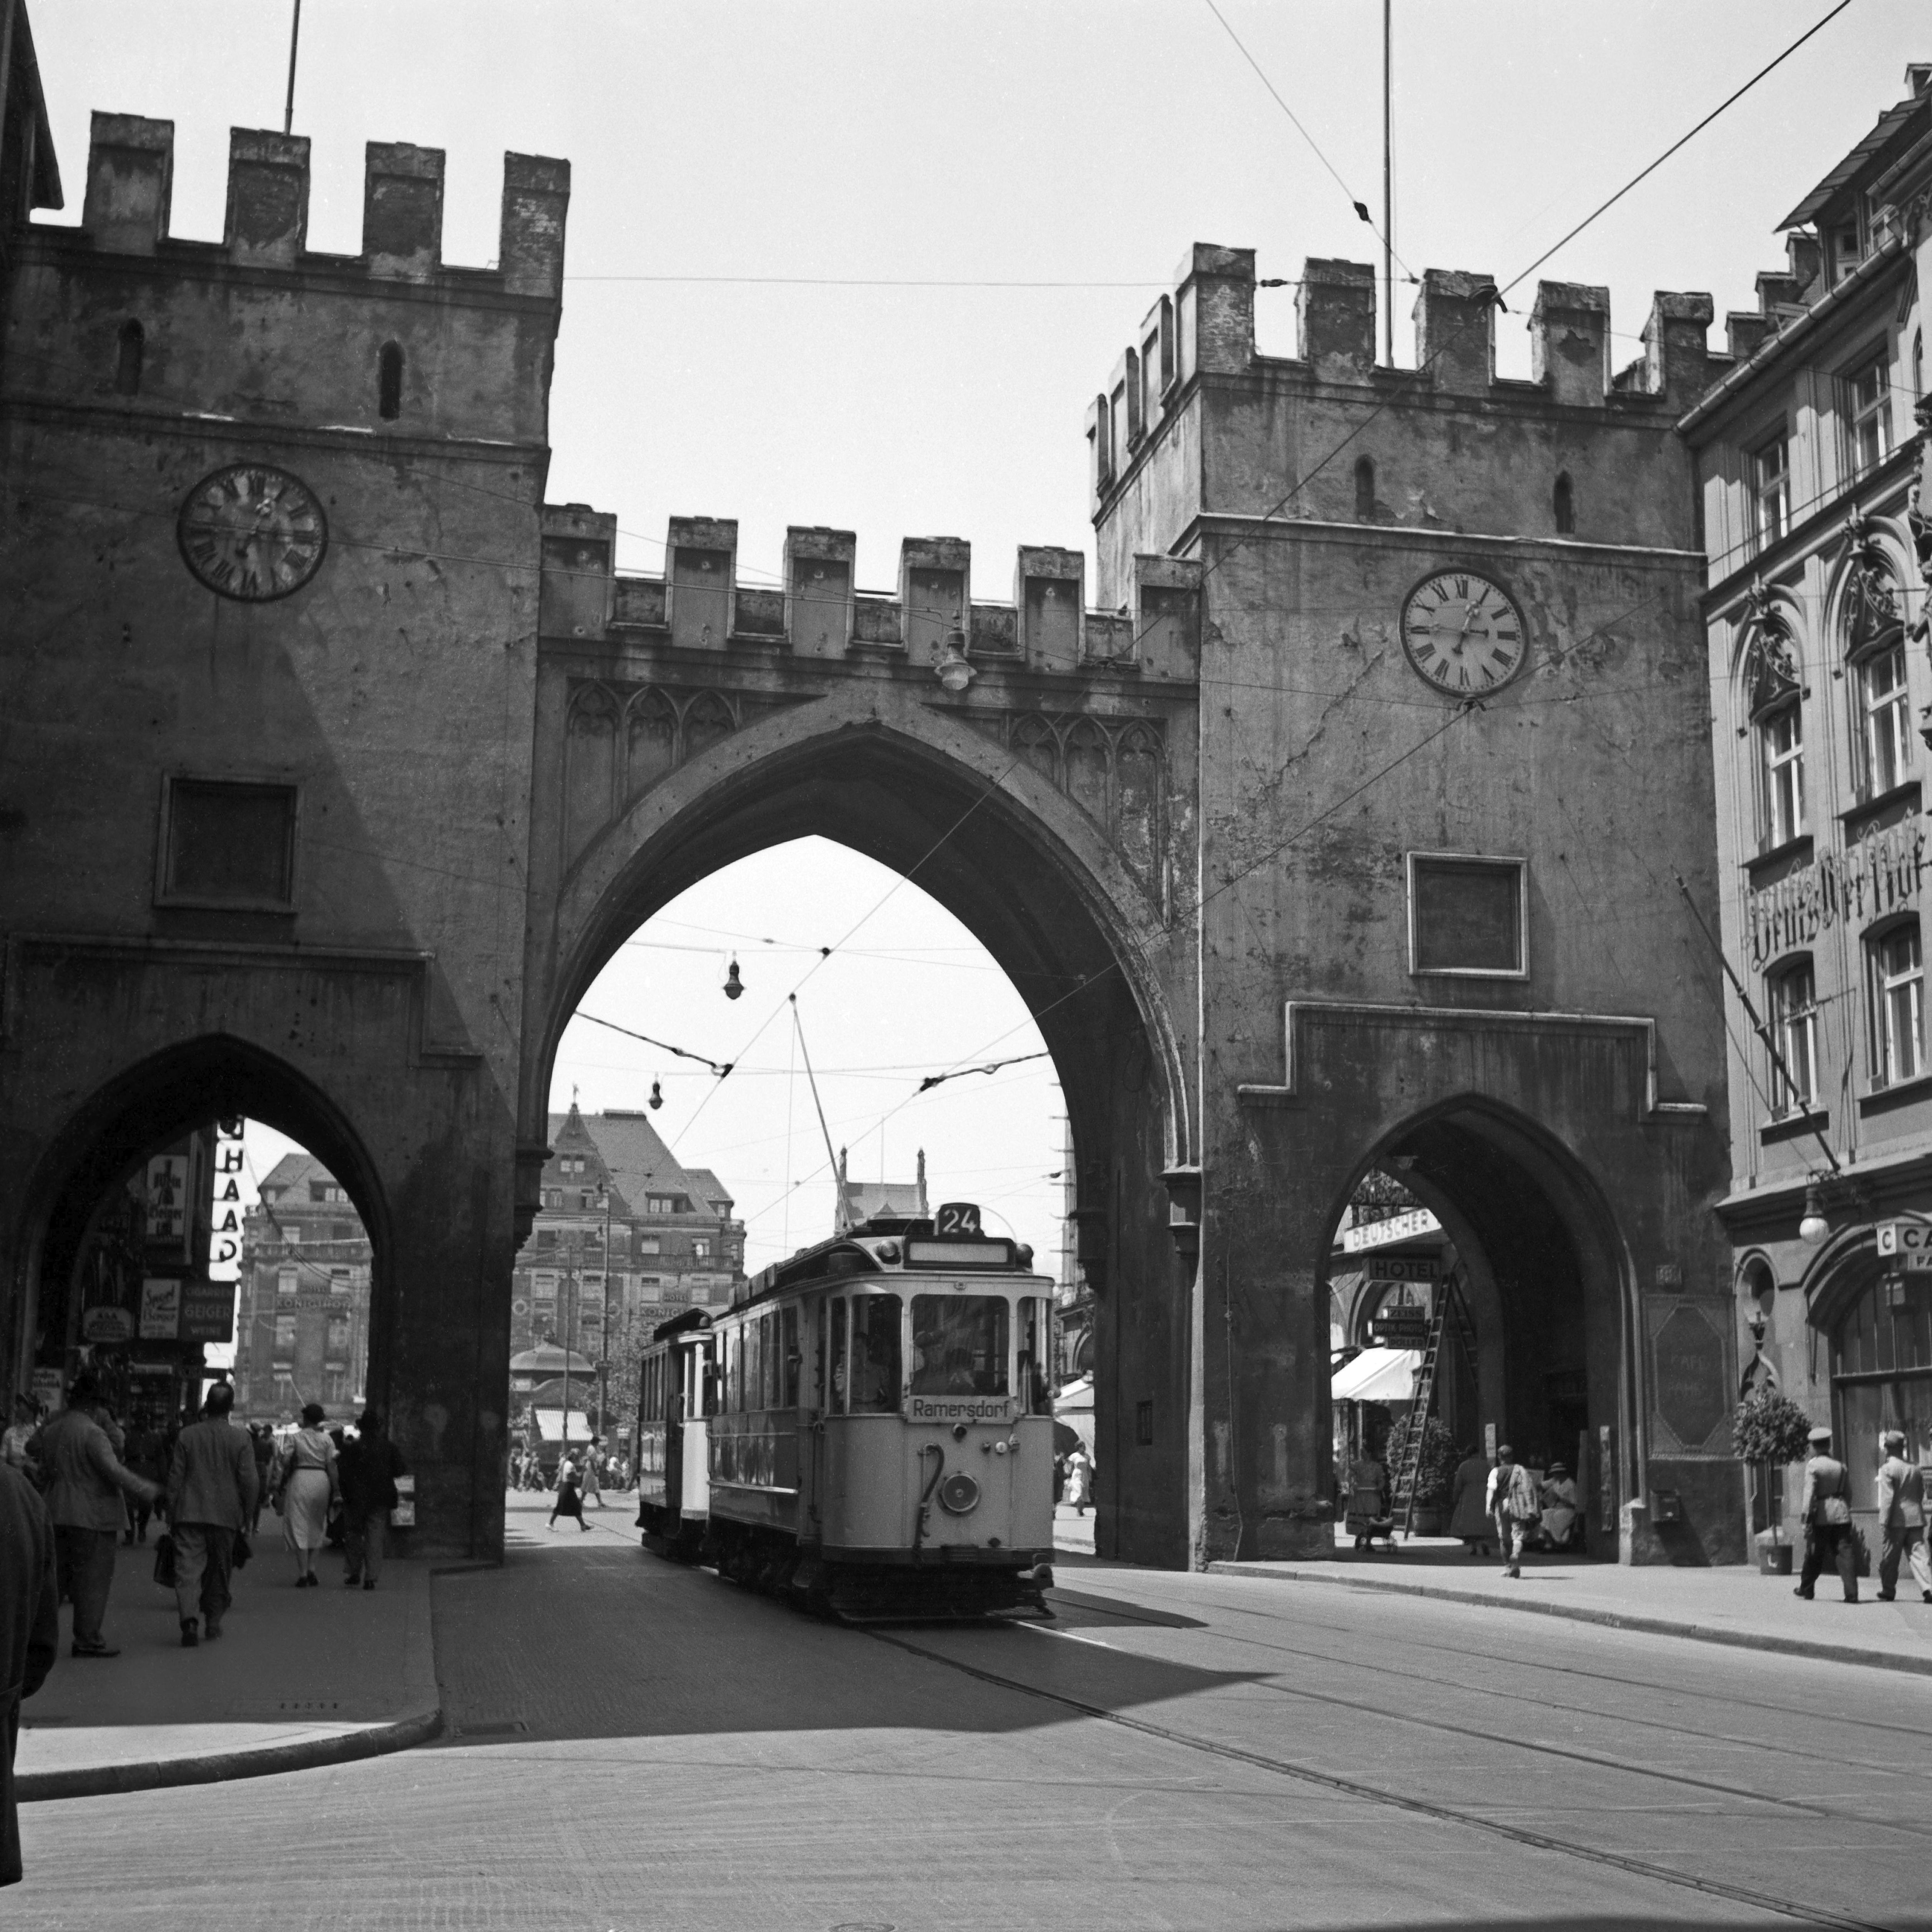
[12,1513,1932,1932]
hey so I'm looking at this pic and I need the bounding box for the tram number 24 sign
[1876,1221,1932,1272]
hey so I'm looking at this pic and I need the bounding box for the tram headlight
[937,1472,981,1515]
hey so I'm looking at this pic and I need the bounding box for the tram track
[866,1623,1893,1932]
[1065,1581,1932,1790]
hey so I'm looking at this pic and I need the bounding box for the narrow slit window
[1354,456,1375,521]
[1554,472,1575,535]
[115,319,144,397]
[377,341,404,421]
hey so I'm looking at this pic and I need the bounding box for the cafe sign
[1748,819,1928,973]
[1876,1220,1932,1273]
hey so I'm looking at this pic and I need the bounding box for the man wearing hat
[1795,1424,1858,1603]
[1875,1429,1930,1603]
[1485,1443,1540,1578]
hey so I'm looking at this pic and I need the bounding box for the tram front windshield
[849,1294,902,1413]
[911,1295,1010,1397]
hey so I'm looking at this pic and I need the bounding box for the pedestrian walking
[1795,1424,1859,1603]
[0,1457,58,1889]
[28,1374,161,1656]
[1485,1442,1540,1578]
[248,1424,274,1534]
[275,1402,341,1587]
[549,1454,589,1532]
[123,1425,165,1546]
[338,1409,407,1590]
[1449,1444,1493,1557]
[1345,1447,1391,1550]
[164,1382,259,1647]
[1065,1446,1093,1515]
[581,1437,605,1509]
[1875,1428,1931,1604]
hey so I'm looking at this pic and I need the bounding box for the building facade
[1686,66,1932,1553]
[511,1106,746,1397]
[232,1153,373,1425]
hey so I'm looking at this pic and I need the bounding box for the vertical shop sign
[146,1155,189,1256]
[210,1119,246,1276]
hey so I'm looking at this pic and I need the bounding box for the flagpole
[1382,0,1394,367]
[283,0,302,136]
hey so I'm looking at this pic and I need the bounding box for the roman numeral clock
[176,464,328,602]
[1400,569,1526,694]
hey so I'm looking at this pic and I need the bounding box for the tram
[634,1204,1057,1619]
[634,1307,714,1560]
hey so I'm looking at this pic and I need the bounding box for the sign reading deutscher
[1748,820,1927,973]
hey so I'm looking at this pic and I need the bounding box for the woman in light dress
[277,1402,340,1586]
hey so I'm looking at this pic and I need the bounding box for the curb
[17,1705,442,1804]
[1204,1562,1932,1679]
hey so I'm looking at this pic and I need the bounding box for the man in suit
[1875,1427,1931,1604]
[1795,1423,1859,1603]
[30,1374,161,1657]
[164,1380,259,1647]
[0,1456,58,1885]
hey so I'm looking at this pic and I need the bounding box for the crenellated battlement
[1086,244,1723,513]
[538,507,1200,682]
[5,111,571,452]
[67,112,569,296]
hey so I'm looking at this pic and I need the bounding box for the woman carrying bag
[276,1403,340,1588]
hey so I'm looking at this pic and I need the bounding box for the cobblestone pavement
[11,1513,1932,1930]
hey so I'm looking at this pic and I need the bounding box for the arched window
[1766,957,1816,1115]
[1831,1270,1932,1463]
[114,319,144,397]
[1841,530,1908,799]
[377,341,404,421]
[1867,916,1924,1089]
[1353,455,1375,522]
[1553,471,1575,535]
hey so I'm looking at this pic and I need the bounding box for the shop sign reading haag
[1877,1221,1932,1272]
[1748,820,1928,973]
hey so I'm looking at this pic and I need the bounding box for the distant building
[511,1106,748,1395]
[836,1146,927,1231]
[233,1154,372,1424]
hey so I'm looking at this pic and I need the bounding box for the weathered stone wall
[0,115,568,1557]
[1092,248,1739,1563]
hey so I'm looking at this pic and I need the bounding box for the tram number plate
[934,1202,983,1236]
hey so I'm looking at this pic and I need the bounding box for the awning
[533,1409,593,1442]
[1053,1374,1095,1456]
[1331,1347,1419,1405]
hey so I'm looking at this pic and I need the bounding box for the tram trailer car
[642,1206,1057,1619]
[635,1308,715,1558]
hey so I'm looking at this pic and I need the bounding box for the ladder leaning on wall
[1385,1273,1478,1536]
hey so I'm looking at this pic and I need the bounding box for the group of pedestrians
[1791,1423,1930,1606]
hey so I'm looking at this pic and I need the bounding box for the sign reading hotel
[1748,819,1927,973]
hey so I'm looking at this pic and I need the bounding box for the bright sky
[33,2,1919,1270]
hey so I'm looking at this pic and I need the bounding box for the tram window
[849,1294,904,1413]
[829,1298,848,1414]
[781,1304,800,1407]
[911,1295,1009,1398]
[1017,1299,1052,1414]
[725,1329,743,1412]
[746,1317,764,1412]
[761,1312,777,1407]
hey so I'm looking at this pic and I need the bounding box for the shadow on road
[430,1543,1256,1748]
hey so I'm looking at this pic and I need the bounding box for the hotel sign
[1747,819,1927,973]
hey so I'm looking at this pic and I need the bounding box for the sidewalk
[1209,1528,1932,1677]
[16,1531,440,1801]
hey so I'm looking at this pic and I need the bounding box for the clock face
[177,464,328,602]
[1400,569,1527,694]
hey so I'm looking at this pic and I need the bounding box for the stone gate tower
[1087,250,1739,1562]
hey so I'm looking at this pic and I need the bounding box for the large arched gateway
[4,115,1742,1562]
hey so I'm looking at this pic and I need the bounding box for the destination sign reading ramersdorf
[1746,819,1927,973]
[907,1395,1017,1424]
